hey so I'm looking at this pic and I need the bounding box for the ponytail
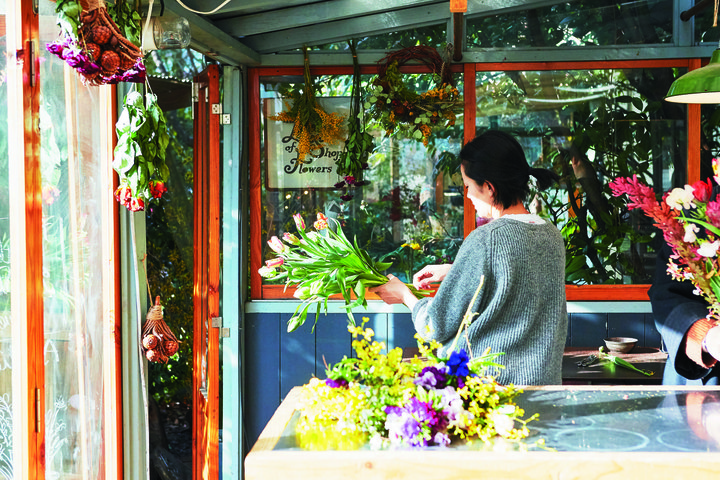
[529,167,560,191]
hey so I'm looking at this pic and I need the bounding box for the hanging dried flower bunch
[334,40,374,201]
[47,0,145,86]
[365,45,460,146]
[142,296,180,364]
[269,46,346,163]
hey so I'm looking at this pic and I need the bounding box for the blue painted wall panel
[644,312,662,348]
[608,313,645,344]
[388,313,417,351]
[569,313,607,346]
[314,313,353,374]
[243,312,281,449]
[280,314,316,398]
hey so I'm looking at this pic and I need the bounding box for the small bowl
[604,337,638,354]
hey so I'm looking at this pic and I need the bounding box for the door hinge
[211,316,230,338]
[221,114,231,125]
[35,388,41,433]
[29,41,36,88]
[211,103,222,114]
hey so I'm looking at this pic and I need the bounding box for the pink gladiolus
[713,158,720,186]
[692,179,713,203]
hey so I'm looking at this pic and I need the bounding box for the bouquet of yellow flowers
[610,168,720,318]
[259,212,429,332]
[295,319,536,449]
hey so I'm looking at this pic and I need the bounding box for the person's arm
[369,274,419,310]
[648,242,718,379]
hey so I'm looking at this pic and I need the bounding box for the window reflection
[260,73,464,286]
[475,67,687,285]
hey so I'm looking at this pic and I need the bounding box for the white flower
[698,240,720,258]
[683,223,700,243]
[665,185,697,210]
[489,410,516,438]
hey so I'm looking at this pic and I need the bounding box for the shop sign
[264,97,349,190]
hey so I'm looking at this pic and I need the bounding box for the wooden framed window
[249,59,700,302]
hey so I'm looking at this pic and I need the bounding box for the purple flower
[384,397,449,448]
[446,349,470,378]
[334,181,346,189]
[344,175,356,185]
[325,378,348,388]
[414,365,448,389]
[340,194,354,201]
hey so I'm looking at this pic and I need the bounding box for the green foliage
[145,107,195,405]
[107,0,142,46]
[53,0,82,39]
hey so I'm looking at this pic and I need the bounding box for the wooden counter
[245,385,720,480]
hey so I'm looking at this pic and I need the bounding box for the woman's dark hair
[458,130,560,209]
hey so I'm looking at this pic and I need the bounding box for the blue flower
[446,349,470,378]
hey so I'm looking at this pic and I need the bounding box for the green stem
[598,347,653,376]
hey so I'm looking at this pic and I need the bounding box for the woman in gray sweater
[371,130,568,385]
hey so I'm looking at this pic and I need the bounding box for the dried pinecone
[100,50,120,74]
[84,43,101,62]
[164,340,180,356]
[91,25,112,45]
[142,334,159,350]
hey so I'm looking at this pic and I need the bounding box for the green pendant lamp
[666,49,720,103]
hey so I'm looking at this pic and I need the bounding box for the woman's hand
[369,275,419,309]
[413,264,452,289]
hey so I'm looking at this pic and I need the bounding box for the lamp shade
[666,49,720,103]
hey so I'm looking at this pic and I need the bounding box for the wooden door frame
[192,63,221,480]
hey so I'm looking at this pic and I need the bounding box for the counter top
[246,385,720,480]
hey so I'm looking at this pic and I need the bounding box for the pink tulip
[293,213,306,230]
[265,257,284,268]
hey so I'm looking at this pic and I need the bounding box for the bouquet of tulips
[610,167,720,318]
[259,212,429,332]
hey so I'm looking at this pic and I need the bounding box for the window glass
[315,24,448,51]
[144,48,203,473]
[694,8,720,44]
[475,67,687,285]
[260,72,464,286]
[39,2,107,476]
[467,0,673,48]
[0,7,12,478]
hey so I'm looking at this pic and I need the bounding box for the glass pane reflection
[39,2,107,476]
[0,6,12,477]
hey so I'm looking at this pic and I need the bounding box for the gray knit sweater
[412,216,568,385]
